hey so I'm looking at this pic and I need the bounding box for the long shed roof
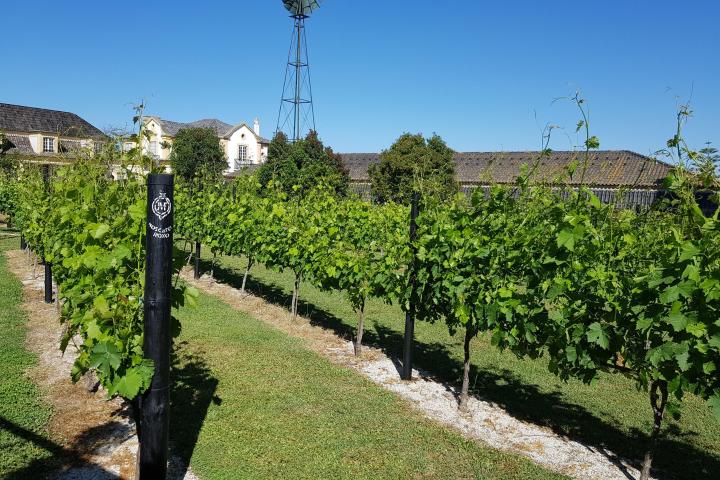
[341,150,672,188]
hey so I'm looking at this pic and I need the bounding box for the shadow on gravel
[0,415,122,480]
[371,326,719,480]
[3,400,203,480]
[203,258,720,480]
[170,342,220,480]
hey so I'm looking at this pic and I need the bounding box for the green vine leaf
[556,229,576,251]
[586,322,610,350]
[585,136,600,150]
[89,341,121,378]
[91,223,111,240]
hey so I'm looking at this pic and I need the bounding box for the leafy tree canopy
[258,130,349,196]
[169,127,226,181]
[369,133,457,204]
[694,143,720,187]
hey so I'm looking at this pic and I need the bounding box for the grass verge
[0,236,54,478]
[171,289,566,479]
[193,249,720,479]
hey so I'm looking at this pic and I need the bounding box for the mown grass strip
[0,237,55,478]
[172,290,566,479]
[199,251,720,479]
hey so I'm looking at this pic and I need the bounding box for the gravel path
[185,268,656,480]
[7,250,198,480]
[358,356,641,480]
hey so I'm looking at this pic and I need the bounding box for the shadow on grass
[205,260,356,339]
[203,258,719,480]
[169,341,221,479]
[1,345,218,480]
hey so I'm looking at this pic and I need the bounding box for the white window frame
[149,140,159,157]
[43,137,54,153]
[238,144,248,161]
[235,143,251,170]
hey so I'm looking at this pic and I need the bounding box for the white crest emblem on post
[151,192,172,221]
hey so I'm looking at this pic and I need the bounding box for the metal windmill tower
[276,0,322,142]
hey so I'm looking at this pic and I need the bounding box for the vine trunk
[291,273,301,319]
[353,300,366,356]
[640,379,668,480]
[459,325,475,412]
[241,259,253,294]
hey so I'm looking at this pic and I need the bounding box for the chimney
[253,118,260,136]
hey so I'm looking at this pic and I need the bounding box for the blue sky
[1,0,718,156]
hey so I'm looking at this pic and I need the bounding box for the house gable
[141,115,268,169]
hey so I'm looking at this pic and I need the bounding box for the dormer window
[43,137,54,153]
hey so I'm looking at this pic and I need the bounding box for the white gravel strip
[348,347,650,480]
[19,269,199,480]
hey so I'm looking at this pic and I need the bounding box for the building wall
[28,134,41,152]
[226,125,266,170]
[3,129,98,155]
[143,119,172,161]
[141,118,267,172]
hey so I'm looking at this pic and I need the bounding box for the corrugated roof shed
[341,151,673,188]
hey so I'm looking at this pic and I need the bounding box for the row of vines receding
[0,112,197,413]
[170,101,719,479]
[0,101,717,479]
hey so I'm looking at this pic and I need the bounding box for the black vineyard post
[401,191,420,380]
[138,174,174,479]
[44,257,53,303]
[194,241,201,279]
[20,236,27,250]
[42,165,53,304]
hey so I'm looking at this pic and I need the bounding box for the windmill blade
[283,0,322,16]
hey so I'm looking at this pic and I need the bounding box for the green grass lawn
[194,249,720,479]
[0,235,57,478]
[171,289,566,479]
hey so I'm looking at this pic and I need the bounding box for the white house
[141,116,270,172]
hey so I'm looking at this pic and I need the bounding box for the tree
[268,131,292,160]
[258,130,349,196]
[694,143,720,187]
[169,128,226,181]
[369,133,457,204]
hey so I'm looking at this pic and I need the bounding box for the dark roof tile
[153,117,234,137]
[0,103,105,139]
[3,134,34,155]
